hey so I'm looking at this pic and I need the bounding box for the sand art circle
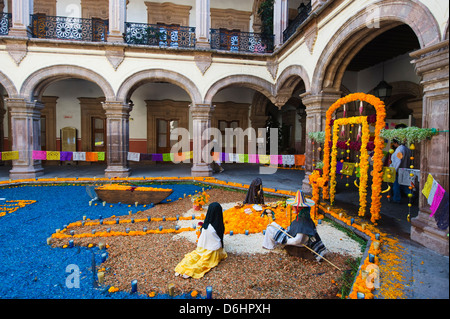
[173,203,363,258]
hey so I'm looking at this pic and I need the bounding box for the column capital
[410,41,449,89]
[301,90,341,107]
[311,0,327,12]
[190,103,215,119]
[6,98,45,114]
[101,101,133,115]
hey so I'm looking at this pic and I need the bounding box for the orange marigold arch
[313,93,386,223]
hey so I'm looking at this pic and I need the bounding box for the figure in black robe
[263,206,328,261]
[243,178,264,205]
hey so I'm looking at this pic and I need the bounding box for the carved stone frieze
[105,46,125,70]
[5,39,28,65]
[194,52,212,75]
[266,57,278,80]
[304,19,318,54]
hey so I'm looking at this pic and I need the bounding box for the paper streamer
[60,152,73,161]
[33,150,47,160]
[430,184,445,216]
[97,152,105,161]
[427,179,439,206]
[1,151,19,160]
[46,151,60,161]
[127,152,140,162]
[73,152,86,161]
[422,174,434,198]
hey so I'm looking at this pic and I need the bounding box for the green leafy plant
[258,0,274,40]
[314,161,324,169]
[380,127,438,145]
[308,131,326,144]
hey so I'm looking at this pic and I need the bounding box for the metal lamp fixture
[373,62,392,101]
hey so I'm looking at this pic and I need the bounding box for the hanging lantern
[373,80,392,101]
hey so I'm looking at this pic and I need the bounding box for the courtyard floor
[0,162,448,299]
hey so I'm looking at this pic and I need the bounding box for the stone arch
[276,64,311,94]
[20,65,115,101]
[274,65,311,108]
[204,74,276,105]
[116,69,202,105]
[0,70,19,98]
[311,0,441,94]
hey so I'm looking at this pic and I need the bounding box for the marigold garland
[322,93,385,223]
[309,170,324,218]
[330,116,370,217]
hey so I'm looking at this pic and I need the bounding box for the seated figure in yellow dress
[175,202,227,279]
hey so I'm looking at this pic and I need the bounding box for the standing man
[389,124,411,203]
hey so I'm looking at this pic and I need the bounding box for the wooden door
[156,119,178,154]
[91,117,106,152]
[219,120,239,153]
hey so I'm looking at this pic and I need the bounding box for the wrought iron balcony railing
[210,29,274,54]
[30,14,108,42]
[0,12,12,35]
[125,22,196,48]
[283,1,312,42]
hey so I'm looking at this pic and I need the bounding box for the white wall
[56,0,82,18]
[43,78,104,137]
[126,0,196,25]
[129,82,191,139]
[126,0,255,26]
[341,53,420,93]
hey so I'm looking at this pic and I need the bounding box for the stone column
[273,0,288,47]
[102,101,132,178]
[195,0,210,49]
[108,0,126,43]
[300,91,341,194]
[9,0,33,37]
[7,98,44,180]
[190,103,214,177]
[410,41,449,256]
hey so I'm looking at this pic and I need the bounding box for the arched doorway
[303,1,448,253]
[8,65,114,179]
[116,69,202,175]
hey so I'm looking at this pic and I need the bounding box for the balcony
[283,1,312,43]
[30,14,108,42]
[3,13,274,55]
[210,29,274,54]
[124,22,196,48]
[0,12,11,36]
